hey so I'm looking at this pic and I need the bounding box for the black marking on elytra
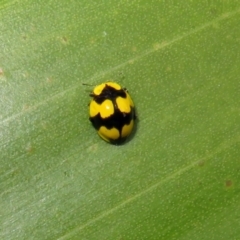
[90,107,135,145]
[90,84,127,104]
[90,105,135,132]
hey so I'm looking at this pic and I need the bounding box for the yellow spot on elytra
[99,126,119,140]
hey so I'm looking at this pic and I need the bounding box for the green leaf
[1,1,240,239]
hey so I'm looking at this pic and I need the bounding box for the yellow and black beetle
[87,82,136,144]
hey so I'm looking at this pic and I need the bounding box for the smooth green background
[1,1,240,239]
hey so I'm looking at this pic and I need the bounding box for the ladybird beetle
[87,82,136,144]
